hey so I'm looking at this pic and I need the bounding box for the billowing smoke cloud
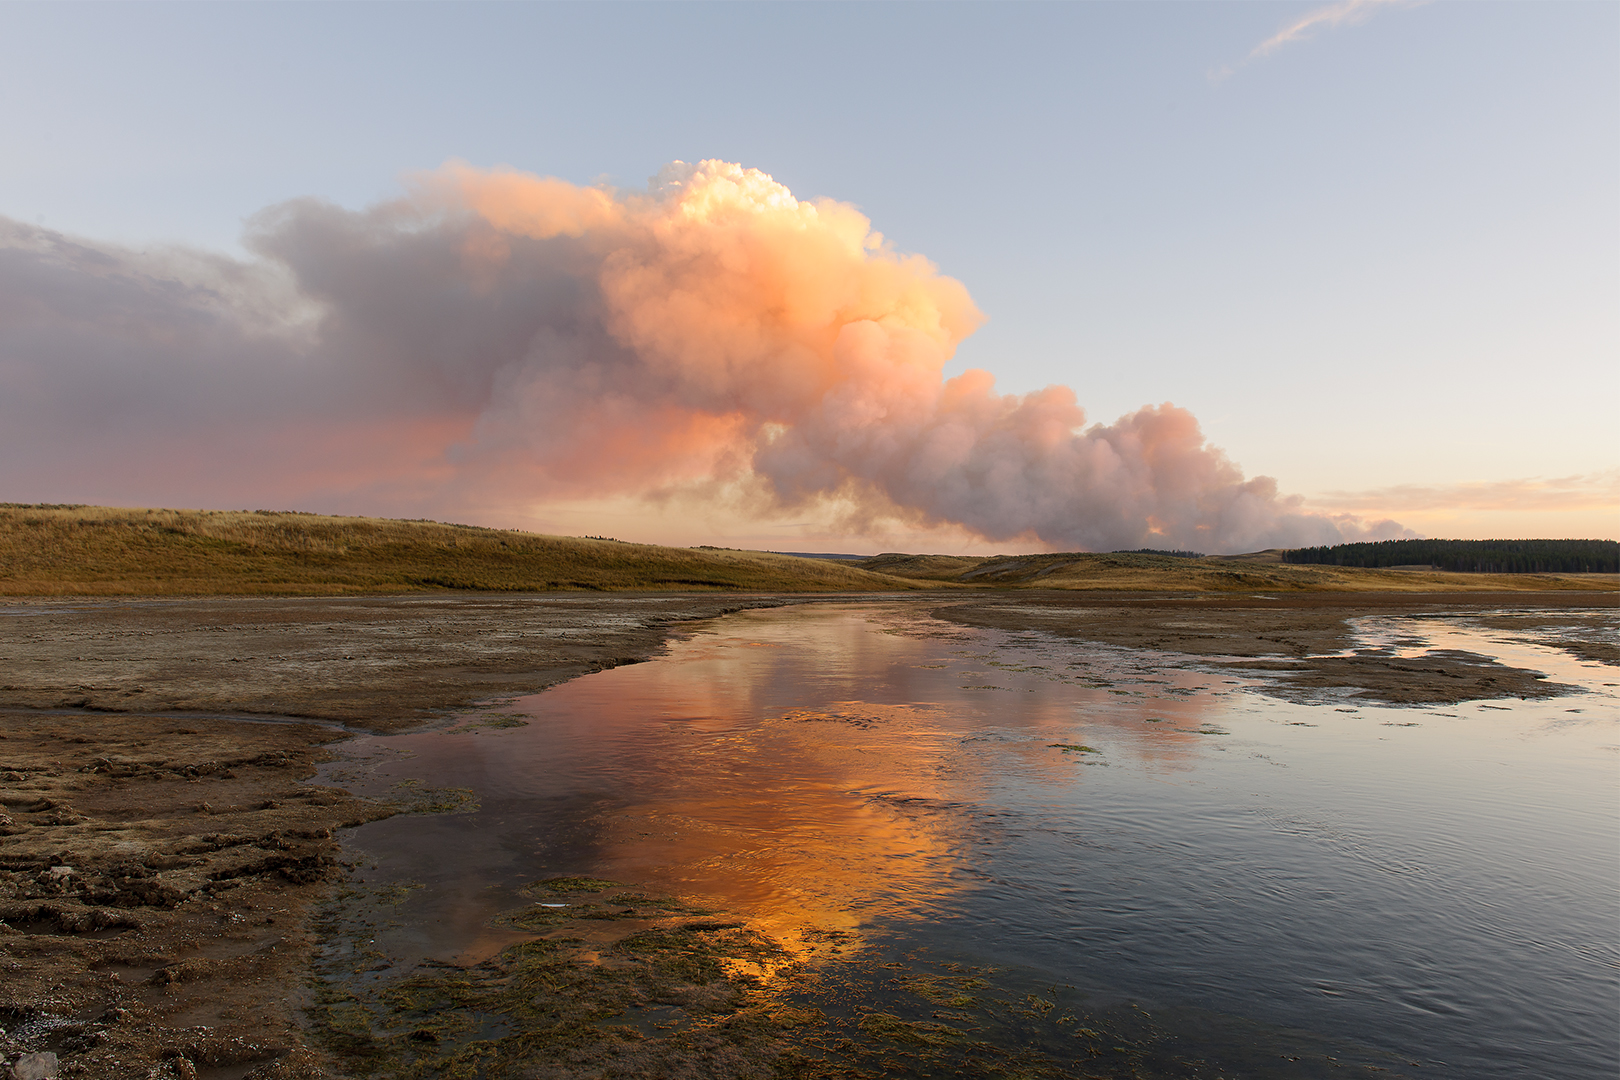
[0,160,1404,551]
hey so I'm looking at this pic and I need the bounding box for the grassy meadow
[854,550,1619,593]
[0,505,927,595]
[2,505,1613,596]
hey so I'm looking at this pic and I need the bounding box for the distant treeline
[1283,539,1619,573]
[1114,548,1204,559]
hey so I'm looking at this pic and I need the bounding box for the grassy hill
[0,506,930,595]
[855,550,1618,593]
[1,505,1613,596]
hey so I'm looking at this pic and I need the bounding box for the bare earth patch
[0,711,386,1079]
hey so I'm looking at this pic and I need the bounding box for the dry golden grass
[3,505,1612,597]
[0,505,930,596]
[856,550,1619,593]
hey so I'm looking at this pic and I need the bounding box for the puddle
[317,602,1620,1079]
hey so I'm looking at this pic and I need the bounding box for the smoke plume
[0,160,1403,551]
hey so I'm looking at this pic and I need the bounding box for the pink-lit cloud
[1249,0,1414,61]
[0,161,1409,552]
[1211,0,1418,82]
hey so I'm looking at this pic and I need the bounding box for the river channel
[316,600,1619,1079]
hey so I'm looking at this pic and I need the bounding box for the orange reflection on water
[580,701,967,956]
[331,604,1236,970]
[484,605,1230,959]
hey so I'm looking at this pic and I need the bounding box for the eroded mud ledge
[927,591,1616,705]
[1,590,1613,1077]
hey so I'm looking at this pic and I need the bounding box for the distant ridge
[0,506,1612,596]
[771,552,873,561]
[853,550,1614,593]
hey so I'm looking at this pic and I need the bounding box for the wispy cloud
[1309,471,1620,514]
[1251,0,1408,60]
[1213,0,1416,81]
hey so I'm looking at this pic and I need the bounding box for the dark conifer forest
[1283,539,1619,573]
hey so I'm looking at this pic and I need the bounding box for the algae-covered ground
[308,875,1404,1080]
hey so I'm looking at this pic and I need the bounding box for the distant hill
[1283,539,1619,573]
[1,506,1612,596]
[855,550,1615,593]
[856,550,1314,589]
[770,551,873,561]
[0,506,928,596]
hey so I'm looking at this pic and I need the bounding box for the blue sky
[2,1,1615,542]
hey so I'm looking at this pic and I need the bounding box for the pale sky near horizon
[2,1,1616,548]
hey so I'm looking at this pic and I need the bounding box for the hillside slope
[0,506,931,595]
[857,550,1617,592]
[4,506,1612,596]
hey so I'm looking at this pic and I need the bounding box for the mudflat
[0,595,795,730]
[1,590,1613,1078]
[926,590,1617,704]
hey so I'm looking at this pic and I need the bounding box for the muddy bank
[0,595,795,732]
[0,710,389,1079]
[0,594,794,1079]
[927,591,1617,705]
[4,592,1612,728]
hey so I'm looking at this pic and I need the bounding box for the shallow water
[323,601,1619,1078]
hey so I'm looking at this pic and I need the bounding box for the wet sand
[1,590,1613,1078]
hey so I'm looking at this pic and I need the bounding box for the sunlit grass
[0,505,928,596]
[2,504,1609,596]
[859,549,1617,592]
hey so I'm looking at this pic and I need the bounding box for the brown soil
[0,711,386,1079]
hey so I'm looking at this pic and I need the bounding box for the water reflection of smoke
[324,600,1620,1078]
[328,603,1236,967]
[508,605,1235,956]
[582,703,971,957]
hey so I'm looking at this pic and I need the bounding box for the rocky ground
[1,590,1613,1078]
[0,711,387,1079]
